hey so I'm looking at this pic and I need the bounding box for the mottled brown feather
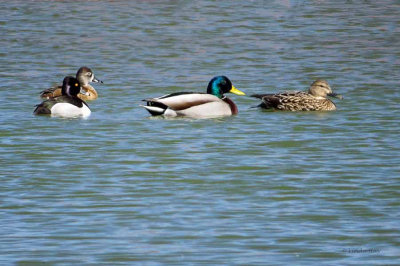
[253,80,341,111]
[40,85,98,101]
[261,91,336,111]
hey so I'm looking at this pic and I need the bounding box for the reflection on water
[1,0,399,265]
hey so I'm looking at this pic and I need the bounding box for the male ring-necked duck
[34,76,91,118]
[251,79,343,111]
[40,66,103,101]
[142,76,246,118]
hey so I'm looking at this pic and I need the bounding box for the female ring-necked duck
[251,79,343,111]
[40,66,103,101]
[34,76,91,118]
[142,76,246,118]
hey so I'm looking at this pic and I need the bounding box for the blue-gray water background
[1,0,399,264]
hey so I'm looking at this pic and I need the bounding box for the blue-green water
[1,1,400,264]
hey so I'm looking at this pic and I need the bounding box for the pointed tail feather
[33,104,51,115]
[141,101,170,116]
[250,93,275,99]
[248,104,263,109]
[141,105,167,116]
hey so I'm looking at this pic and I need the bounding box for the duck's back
[147,92,220,110]
[40,85,62,99]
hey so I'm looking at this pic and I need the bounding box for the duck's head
[206,76,245,98]
[61,76,82,97]
[309,79,343,99]
[76,66,103,86]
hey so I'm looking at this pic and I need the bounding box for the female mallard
[40,66,103,101]
[34,76,91,118]
[142,76,245,118]
[251,79,343,111]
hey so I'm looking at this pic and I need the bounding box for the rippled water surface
[1,0,400,264]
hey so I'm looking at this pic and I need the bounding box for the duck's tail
[250,93,274,99]
[141,100,168,116]
[33,103,51,115]
[249,94,274,109]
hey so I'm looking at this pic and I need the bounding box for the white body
[50,103,91,118]
[164,101,232,118]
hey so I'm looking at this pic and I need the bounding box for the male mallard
[34,76,91,118]
[251,80,343,111]
[142,76,245,118]
[40,66,103,101]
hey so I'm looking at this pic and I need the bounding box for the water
[1,0,400,264]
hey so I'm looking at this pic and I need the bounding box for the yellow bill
[229,85,246,96]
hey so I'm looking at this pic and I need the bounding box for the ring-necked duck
[34,76,91,118]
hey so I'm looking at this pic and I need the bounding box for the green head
[206,76,245,98]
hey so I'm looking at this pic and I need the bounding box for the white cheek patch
[87,73,94,82]
[51,103,91,118]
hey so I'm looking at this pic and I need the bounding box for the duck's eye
[86,72,92,77]
[75,83,79,87]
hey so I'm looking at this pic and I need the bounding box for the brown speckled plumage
[40,84,98,101]
[251,80,342,111]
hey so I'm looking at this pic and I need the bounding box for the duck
[39,66,102,101]
[34,76,91,118]
[251,79,343,111]
[142,76,246,118]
